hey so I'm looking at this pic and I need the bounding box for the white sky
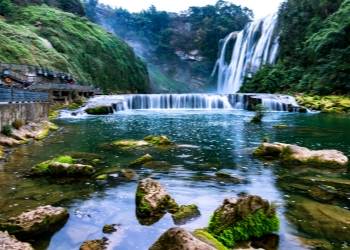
[99,0,285,20]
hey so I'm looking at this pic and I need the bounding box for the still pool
[1,109,350,249]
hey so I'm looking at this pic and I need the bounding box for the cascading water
[215,13,279,94]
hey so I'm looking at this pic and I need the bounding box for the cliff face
[0,4,150,93]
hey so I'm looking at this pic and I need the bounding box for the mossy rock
[27,155,94,176]
[172,204,201,225]
[85,106,113,115]
[193,229,229,250]
[207,195,279,248]
[112,139,149,148]
[143,135,171,145]
[129,154,153,166]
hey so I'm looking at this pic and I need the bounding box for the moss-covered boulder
[27,155,94,176]
[85,106,113,115]
[135,178,177,217]
[0,231,34,250]
[33,121,59,140]
[172,204,201,225]
[149,227,216,250]
[254,142,348,167]
[207,195,279,248]
[129,154,153,166]
[0,205,69,241]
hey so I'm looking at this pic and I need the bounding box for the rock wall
[0,103,49,129]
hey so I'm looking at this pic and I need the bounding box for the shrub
[1,124,13,136]
[250,104,269,123]
[12,119,24,129]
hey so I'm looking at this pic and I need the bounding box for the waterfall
[71,94,299,114]
[215,13,279,94]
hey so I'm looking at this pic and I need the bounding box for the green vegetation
[241,0,350,96]
[12,119,24,129]
[0,4,150,93]
[143,135,171,145]
[296,94,350,113]
[250,104,269,123]
[84,0,253,92]
[1,124,13,136]
[209,209,280,248]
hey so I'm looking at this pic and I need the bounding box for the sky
[98,0,285,20]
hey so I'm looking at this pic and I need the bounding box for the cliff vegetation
[0,0,150,94]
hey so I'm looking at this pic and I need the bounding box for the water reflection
[0,110,349,249]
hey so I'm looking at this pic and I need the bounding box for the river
[1,107,350,249]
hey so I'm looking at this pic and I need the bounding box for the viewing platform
[0,62,102,103]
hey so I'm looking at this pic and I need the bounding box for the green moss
[215,172,232,178]
[92,159,100,163]
[193,229,229,250]
[209,209,279,248]
[96,174,107,180]
[172,204,200,220]
[129,154,153,166]
[273,124,288,128]
[30,155,73,174]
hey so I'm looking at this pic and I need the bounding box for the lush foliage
[84,0,252,92]
[241,0,350,95]
[1,124,13,136]
[0,5,150,93]
[209,209,279,247]
[2,0,86,16]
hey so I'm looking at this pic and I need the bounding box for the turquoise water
[1,110,350,249]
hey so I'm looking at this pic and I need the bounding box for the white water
[58,94,300,118]
[215,13,279,94]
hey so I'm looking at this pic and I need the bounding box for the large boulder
[135,178,177,217]
[254,142,348,167]
[149,227,216,250]
[0,231,34,250]
[0,205,69,240]
[207,195,279,248]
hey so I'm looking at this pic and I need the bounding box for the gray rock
[0,205,69,240]
[254,142,348,167]
[0,231,34,250]
[135,178,171,217]
[149,227,215,250]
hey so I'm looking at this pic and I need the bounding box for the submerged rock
[0,205,69,240]
[254,142,348,167]
[149,227,216,250]
[27,155,94,176]
[135,178,172,217]
[80,237,109,250]
[102,224,117,234]
[0,231,34,250]
[112,135,171,148]
[172,204,200,225]
[207,195,279,248]
[129,154,153,166]
[286,195,350,246]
